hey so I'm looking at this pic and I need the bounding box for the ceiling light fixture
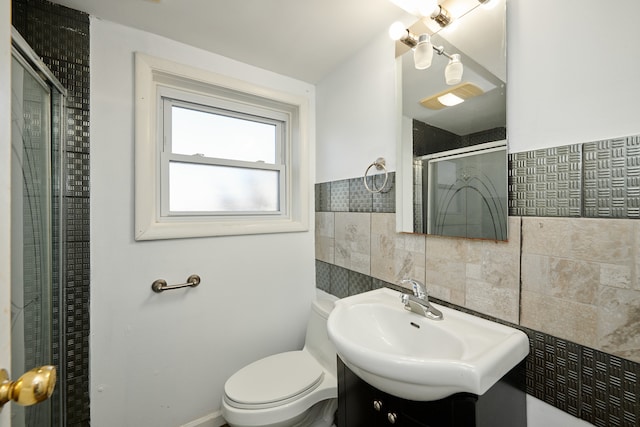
[437,93,464,107]
[420,82,484,110]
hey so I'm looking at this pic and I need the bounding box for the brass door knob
[0,366,56,409]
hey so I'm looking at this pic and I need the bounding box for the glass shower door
[10,49,54,427]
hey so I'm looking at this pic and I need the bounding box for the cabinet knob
[387,412,397,424]
[373,399,383,411]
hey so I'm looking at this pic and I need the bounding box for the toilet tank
[304,295,337,374]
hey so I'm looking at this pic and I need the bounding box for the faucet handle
[400,278,427,300]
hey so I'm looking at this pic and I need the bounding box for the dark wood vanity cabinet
[336,358,527,427]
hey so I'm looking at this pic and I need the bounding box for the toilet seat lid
[224,351,324,409]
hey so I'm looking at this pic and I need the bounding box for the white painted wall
[90,18,316,426]
[507,0,640,152]
[527,396,593,427]
[316,29,397,183]
[315,0,640,425]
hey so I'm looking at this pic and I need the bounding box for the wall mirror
[395,0,508,240]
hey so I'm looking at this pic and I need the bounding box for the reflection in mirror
[395,0,507,240]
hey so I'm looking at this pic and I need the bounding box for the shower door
[3,35,65,427]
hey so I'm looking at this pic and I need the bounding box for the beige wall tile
[466,279,519,323]
[371,213,426,284]
[480,248,520,290]
[521,290,598,348]
[548,258,599,305]
[634,221,640,291]
[425,235,467,292]
[597,286,640,363]
[315,212,334,238]
[522,217,572,257]
[334,212,371,275]
[600,263,632,289]
[427,284,453,303]
[571,218,634,264]
[521,253,549,293]
[315,212,334,263]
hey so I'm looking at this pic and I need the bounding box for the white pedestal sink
[327,287,529,401]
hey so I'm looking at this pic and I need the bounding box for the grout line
[518,215,524,326]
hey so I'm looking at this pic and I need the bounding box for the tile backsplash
[315,134,640,426]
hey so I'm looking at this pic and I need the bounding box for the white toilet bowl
[221,292,338,427]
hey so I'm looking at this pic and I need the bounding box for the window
[134,53,310,240]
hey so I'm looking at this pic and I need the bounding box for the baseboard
[179,410,226,427]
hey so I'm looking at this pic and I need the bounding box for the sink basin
[327,288,529,401]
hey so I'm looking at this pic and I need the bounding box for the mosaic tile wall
[316,133,640,426]
[508,134,640,218]
[13,0,90,425]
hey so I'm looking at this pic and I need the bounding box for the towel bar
[151,274,201,293]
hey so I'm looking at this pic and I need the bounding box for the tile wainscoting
[315,136,640,426]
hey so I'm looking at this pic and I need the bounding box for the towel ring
[363,157,388,193]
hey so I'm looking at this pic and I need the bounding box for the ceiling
[48,0,506,136]
[48,0,409,83]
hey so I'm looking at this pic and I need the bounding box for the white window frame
[134,53,310,240]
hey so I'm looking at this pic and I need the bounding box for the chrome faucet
[399,279,443,321]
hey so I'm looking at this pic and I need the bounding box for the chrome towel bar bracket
[151,274,201,293]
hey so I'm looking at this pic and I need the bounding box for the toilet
[221,291,338,427]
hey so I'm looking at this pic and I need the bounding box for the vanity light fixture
[390,23,463,82]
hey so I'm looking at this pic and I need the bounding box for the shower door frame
[9,27,67,427]
[0,2,12,423]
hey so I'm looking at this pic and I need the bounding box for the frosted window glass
[171,106,276,163]
[169,162,279,212]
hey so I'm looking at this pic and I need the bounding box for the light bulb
[438,93,464,107]
[413,34,433,70]
[445,54,463,85]
[417,0,439,17]
[388,21,407,41]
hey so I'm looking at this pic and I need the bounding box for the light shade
[445,54,463,85]
[413,34,433,70]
